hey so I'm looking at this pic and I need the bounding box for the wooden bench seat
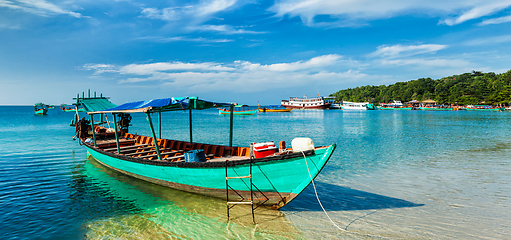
[104,143,150,152]
[139,150,186,159]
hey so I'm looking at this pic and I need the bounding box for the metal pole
[158,111,162,139]
[189,109,193,143]
[146,112,162,161]
[112,113,120,154]
[90,114,97,148]
[229,104,234,148]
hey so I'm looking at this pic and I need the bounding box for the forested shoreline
[331,70,511,105]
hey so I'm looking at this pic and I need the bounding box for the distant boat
[258,105,293,112]
[342,101,376,110]
[464,105,504,111]
[380,100,413,110]
[61,104,84,112]
[419,106,453,111]
[76,97,337,209]
[219,105,258,115]
[34,103,48,115]
[281,96,334,109]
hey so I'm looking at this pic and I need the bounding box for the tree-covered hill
[330,70,511,105]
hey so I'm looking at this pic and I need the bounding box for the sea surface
[0,106,510,239]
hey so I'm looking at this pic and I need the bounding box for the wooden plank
[140,150,185,159]
[104,143,150,152]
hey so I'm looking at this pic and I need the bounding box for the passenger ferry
[281,96,334,109]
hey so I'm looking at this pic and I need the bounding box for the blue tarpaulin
[89,97,231,114]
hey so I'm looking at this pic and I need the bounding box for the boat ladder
[225,158,268,224]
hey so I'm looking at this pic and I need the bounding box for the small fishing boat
[61,104,85,112]
[34,103,48,115]
[419,106,453,111]
[219,105,257,115]
[76,97,336,209]
[464,105,504,111]
[258,105,293,112]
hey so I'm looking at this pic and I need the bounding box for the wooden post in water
[158,112,162,139]
[112,113,120,153]
[229,104,234,148]
[90,114,97,147]
[189,109,193,144]
[146,112,162,161]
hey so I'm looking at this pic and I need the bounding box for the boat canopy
[88,97,231,114]
[77,97,117,113]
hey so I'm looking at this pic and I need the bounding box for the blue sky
[1,0,511,105]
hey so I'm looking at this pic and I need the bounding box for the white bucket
[291,138,315,152]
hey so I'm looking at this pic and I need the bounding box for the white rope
[301,151,346,232]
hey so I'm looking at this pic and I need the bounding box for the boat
[258,105,293,112]
[419,105,453,111]
[281,96,334,109]
[329,103,342,109]
[61,104,85,112]
[34,103,48,115]
[464,105,504,111]
[379,100,413,110]
[342,101,376,110]
[218,105,258,115]
[76,97,336,209]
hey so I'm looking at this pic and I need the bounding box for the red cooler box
[253,142,277,158]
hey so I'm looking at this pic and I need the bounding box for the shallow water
[0,106,509,239]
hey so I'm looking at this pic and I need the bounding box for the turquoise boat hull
[380,107,413,110]
[218,109,257,115]
[34,109,48,115]
[420,107,453,111]
[464,108,503,111]
[84,143,336,209]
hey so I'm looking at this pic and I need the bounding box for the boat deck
[90,132,252,162]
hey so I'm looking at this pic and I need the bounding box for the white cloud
[139,0,263,35]
[368,44,447,59]
[0,0,84,18]
[82,55,373,92]
[463,34,511,46]
[478,14,511,25]
[442,1,511,26]
[269,0,511,27]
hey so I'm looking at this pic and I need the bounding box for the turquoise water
[1,106,510,239]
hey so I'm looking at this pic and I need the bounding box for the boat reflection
[78,155,303,239]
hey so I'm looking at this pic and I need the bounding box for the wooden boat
[61,104,85,112]
[419,106,453,111]
[218,105,257,115]
[464,105,504,111]
[258,105,293,112]
[281,96,334,109]
[77,97,336,209]
[34,103,48,115]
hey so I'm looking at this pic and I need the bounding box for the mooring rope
[301,151,346,232]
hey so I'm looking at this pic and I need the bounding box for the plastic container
[184,149,207,162]
[291,138,315,152]
[253,142,277,158]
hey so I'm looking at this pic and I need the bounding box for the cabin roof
[77,97,117,113]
